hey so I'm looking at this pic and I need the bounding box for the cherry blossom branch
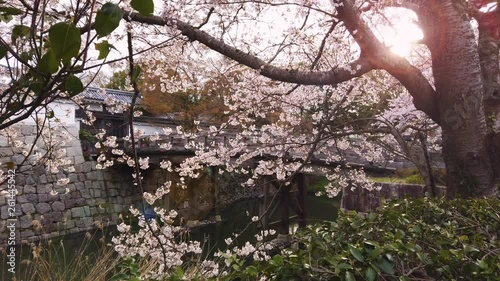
[125,11,373,85]
[77,35,183,72]
[18,0,34,11]
[126,29,169,273]
[335,0,440,123]
[215,0,336,17]
[311,20,339,69]
[197,7,215,29]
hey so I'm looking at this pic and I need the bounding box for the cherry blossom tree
[134,0,500,197]
[0,0,498,201]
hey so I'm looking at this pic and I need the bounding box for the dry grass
[9,231,121,281]
[0,227,146,281]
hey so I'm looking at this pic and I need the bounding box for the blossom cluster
[1,121,75,194]
[216,228,277,271]
[112,208,204,280]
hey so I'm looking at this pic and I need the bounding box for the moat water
[1,193,340,280]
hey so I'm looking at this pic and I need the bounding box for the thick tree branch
[125,11,373,85]
[335,0,440,124]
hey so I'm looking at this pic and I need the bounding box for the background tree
[139,62,229,125]
[104,70,131,91]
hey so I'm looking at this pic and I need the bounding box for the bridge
[77,87,421,234]
[91,126,408,234]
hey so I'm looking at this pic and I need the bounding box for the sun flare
[373,10,424,57]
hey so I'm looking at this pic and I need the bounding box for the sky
[0,1,426,86]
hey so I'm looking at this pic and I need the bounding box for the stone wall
[144,166,260,220]
[341,182,446,212]
[215,171,258,206]
[0,124,140,246]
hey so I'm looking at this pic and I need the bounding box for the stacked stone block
[0,124,140,246]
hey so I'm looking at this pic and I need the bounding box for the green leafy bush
[307,176,329,194]
[226,197,499,280]
[405,174,425,184]
[394,168,420,179]
[393,168,446,185]
[79,128,98,142]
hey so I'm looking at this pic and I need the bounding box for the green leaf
[399,276,411,281]
[131,0,154,16]
[349,246,364,262]
[368,213,377,221]
[132,65,141,83]
[39,50,59,74]
[0,14,12,22]
[395,229,406,240]
[175,266,184,278]
[375,259,394,275]
[345,271,356,281]
[130,262,139,274]
[477,258,489,269]
[0,45,6,59]
[29,81,44,95]
[463,244,480,254]
[48,22,81,65]
[0,6,22,22]
[65,74,84,96]
[365,267,376,281]
[416,252,431,264]
[20,50,34,61]
[273,255,284,265]
[245,266,258,276]
[0,6,23,16]
[95,40,115,60]
[94,3,123,37]
[11,25,30,44]
[364,240,379,247]
[367,247,384,259]
[337,263,354,270]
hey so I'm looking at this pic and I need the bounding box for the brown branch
[335,0,440,124]
[125,11,373,86]
[18,0,34,11]
[197,7,215,29]
[311,20,338,69]
[126,30,169,274]
[214,0,335,17]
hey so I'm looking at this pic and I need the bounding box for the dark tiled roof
[79,87,140,104]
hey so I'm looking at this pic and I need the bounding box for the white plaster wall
[17,100,76,126]
[133,123,168,136]
[86,104,103,112]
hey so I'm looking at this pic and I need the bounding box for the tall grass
[0,230,120,281]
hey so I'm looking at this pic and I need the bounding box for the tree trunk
[421,1,497,197]
[477,7,500,197]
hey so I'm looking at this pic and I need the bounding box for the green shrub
[394,168,447,185]
[394,168,420,178]
[79,128,97,142]
[307,176,329,194]
[226,197,500,280]
[405,174,425,184]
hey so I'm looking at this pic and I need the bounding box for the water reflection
[1,194,339,278]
